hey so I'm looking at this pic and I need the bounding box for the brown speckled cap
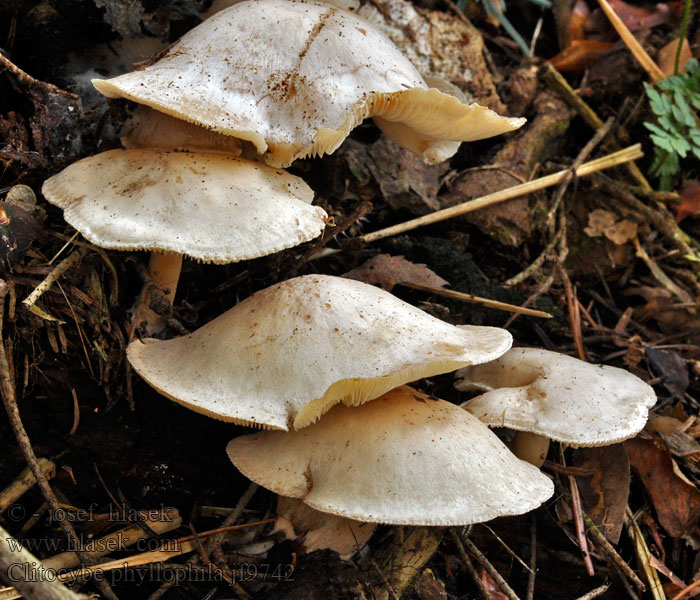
[93,0,524,167]
[41,148,326,263]
[127,274,512,430]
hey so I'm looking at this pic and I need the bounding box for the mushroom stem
[129,253,183,337]
[510,432,550,467]
[147,252,183,305]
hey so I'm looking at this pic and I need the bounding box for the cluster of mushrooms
[41,0,657,553]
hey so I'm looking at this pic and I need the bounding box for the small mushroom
[41,148,327,334]
[226,386,554,525]
[92,0,524,167]
[455,348,657,466]
[127,274,512,430]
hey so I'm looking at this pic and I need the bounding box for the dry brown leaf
[548,39,615,72]
[586,0,682,37]
[584,209,638,245]
[343,254,449,292]
[479,568,509,600]
[658,38,692,77]
[625,437,700,538]
[674,179,700,223]
[573,444,630,544]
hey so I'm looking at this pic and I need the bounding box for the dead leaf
[646,348,689,400]
[585,0,682,37]
[567,0,591,44]
[584,209,638,245]
[343,254,449,292]
[548,40,615,72]
[658,38,692,77]
[480,568,509,600]
[625,437,700,538]
[573,444,630,544]
[674,179,700,223]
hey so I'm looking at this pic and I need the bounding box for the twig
[624,508,665,600]
[0,520,275,600]
[546,116,616,228]
[0,459,55,514]
[540,64,651,189]
[0,279,119,600]
[312,145,644,257]
[569,471,595,576]
[564,273,587,362]
[480,524,533,574]
[21,249,85,322]
[456,530,521,600]
[398,282,552,318]
[595,0,664,82]
[372,559,400,600]
[633,237,694,304]
[449,529,490,600]
[582,513,645,592]
[0,523,88,600]
[505,228,563,287]
[527,518,537,600]
[575,583,612,600]
[672,579,700,600]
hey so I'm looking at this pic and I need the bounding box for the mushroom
[455,348,657,466]
[274,496,375,560]
[92,0,525,168]
[126,274,513,430]
[41,148,327,334]
[226,386,554,525]
[120,105,245,155]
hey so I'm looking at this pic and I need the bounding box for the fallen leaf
[573,444,630,543]
[625,437,700,538]
[674,179,700,223]
[480,568,509,600]
[646,348,689,400]
[586,0,682,37]
[343,254,449,292]
[548,39,615,72]
[567,0,591,44]
[584,209,638,245]
[658,38,692,77]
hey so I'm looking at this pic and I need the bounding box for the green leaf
[669,135,690,157]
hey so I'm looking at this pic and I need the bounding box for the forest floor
[1,0,700,598]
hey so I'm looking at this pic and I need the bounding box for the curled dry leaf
[674,179,700,223]
[625,437,700,539]
[548,40,615,73]
[657,38,692,77]
[573,444,630,544]
[343,254,449,292]
[584,209,638,245]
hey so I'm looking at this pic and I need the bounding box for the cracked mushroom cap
[455,348,657,446]
[227,386,554,525]
[41,149,326,263]
[92,0,524,167]
[127,274,512,430]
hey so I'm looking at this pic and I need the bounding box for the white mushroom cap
[456,348,657,446]
[127,274,512,430]
[121,106,244,155]
[92,0,524,167]
[41,149,326,263]
[227,386,554,525]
